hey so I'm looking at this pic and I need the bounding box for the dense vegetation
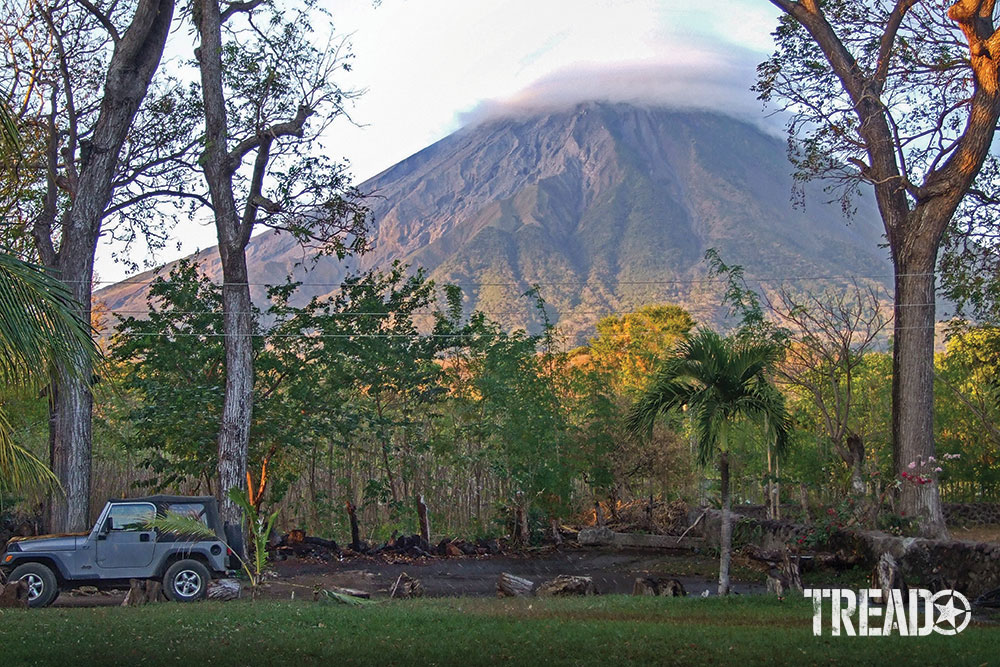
[5,257,997,545]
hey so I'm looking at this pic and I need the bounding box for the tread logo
[804,588,971,636]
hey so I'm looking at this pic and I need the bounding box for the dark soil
[258,547,766,600]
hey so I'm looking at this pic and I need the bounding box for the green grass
[0,596,996,666]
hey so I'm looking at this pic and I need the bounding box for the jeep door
[96,502,157,569]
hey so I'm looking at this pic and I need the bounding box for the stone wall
[730,502,1000,527]
[943,503,1000,527]
[698,509,1000,599]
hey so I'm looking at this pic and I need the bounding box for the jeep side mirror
[97,516,113,539]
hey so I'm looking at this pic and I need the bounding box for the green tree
[758,0,1000,537]
[627,328,791,595]
[587,304,695,395]
[191,0,368,544]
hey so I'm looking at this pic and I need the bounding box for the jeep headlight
[4,542,21,552]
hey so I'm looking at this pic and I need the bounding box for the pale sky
[94,0,784,283]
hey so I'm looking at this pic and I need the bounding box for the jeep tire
[10,562,59,608]
[163,559,210,602]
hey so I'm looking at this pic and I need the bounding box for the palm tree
[0,102,98,494]
[627,328,791,595]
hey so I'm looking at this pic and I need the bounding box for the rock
[445,543,463,557]
[537,575,595,597]
[577,527,615,546]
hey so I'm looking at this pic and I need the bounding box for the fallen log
[496,572,535,598]
[537,575,595,597]
[207,578,242,601]
[0,579,29,608]
[632,577,686,597]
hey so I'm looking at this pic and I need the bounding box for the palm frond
[626,326,790,465]
[318,589,376,606]
[0,253,98,389]
[0,409,60,494]
[146,511,217,540]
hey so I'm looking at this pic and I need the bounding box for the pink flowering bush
[900,453,958,486]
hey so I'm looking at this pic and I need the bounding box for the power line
[109,325,944,339]
[83,271,930,288]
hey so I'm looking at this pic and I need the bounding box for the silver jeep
[1,495,229,607]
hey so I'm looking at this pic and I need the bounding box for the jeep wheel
[163,559,210,602]
[10,563,59,608]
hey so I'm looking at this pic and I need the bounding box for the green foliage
[627,328,791,466]
[229,487,279,588]
[0,253,98,494]
[587,304,694,395]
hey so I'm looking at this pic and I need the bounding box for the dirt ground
[50,547,764,607]
[49,522,1000,607]
[259,547,767,600]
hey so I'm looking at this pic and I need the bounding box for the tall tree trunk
[196,0,254,551]
[217,248,253,551]
[891,244,947,537]
[718,450,731,596]
[44,0,175,531]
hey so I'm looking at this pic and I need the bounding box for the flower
[908,461,917,469]
[934,467,943,473]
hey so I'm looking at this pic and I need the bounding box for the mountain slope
[98,102,890,340]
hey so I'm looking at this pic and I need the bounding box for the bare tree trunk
[891,247,947,538]
[718,450,732,596]
[45,0,175,531]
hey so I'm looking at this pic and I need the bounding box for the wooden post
[417,494,431,544]
[346,501,361,552]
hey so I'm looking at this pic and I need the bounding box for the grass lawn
[0,595,996,666]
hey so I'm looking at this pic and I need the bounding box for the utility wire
[82,271,933,287]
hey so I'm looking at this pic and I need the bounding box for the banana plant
[147,488,278,598]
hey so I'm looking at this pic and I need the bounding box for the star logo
[931,590,972,635]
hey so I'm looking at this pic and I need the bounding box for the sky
[94,0,785,283]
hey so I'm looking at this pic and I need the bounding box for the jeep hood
[7,532,87,551]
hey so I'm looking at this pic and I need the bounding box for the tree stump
[0,579,29,608]
[871,552,906,603]
[497,572,535,598]
[122,579,165,606]
[389,572,423,599]
[632,577,686,597]
[537,575,595,597]
[207,578,242,601]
